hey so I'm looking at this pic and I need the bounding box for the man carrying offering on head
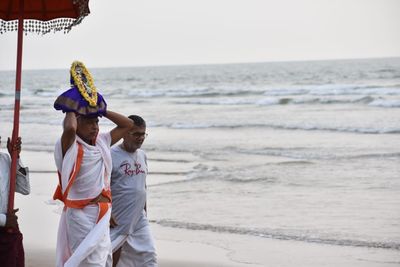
[53,61,133,267]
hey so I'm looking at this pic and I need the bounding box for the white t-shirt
[0,152,30,226]
[110,145,148,237]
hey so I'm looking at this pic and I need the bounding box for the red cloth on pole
[0,227,25,267]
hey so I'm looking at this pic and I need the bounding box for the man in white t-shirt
[108,115,157,267]
[0,136,30,267]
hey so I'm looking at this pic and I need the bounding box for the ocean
[0,58,399,253]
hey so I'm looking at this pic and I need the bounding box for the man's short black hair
[128,115,146,127]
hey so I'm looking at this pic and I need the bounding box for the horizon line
[1,56,399,72]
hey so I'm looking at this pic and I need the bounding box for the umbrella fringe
[0,0,90,34]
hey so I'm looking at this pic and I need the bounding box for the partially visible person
[107,115,157,267]
[0,136,30,267]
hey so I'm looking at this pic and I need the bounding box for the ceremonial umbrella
[0,0,90,222]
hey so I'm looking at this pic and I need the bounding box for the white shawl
[54,133,112,267]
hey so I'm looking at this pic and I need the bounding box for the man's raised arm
[106,110,134,146]
[61,112,77,156]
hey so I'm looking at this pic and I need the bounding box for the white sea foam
[173,95,389,107]
[256,97,281,105]
[369,99,400,108]
[264,85,400,97]
[150,121,400,134]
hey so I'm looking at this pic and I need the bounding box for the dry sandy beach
[15,150,400,267]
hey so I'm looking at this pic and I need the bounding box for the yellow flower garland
[70,61,98,107]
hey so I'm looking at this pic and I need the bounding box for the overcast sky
[1,0,399,70]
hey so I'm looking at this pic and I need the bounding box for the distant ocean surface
[1,58,399,251]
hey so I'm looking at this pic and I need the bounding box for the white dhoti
[57,205,112,267]
[54,133,113,267]
[109,214,157,267]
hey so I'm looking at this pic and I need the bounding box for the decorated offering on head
[54,61,107,116]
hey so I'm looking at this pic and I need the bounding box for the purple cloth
[54,86,107,117]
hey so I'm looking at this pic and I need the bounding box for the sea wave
[155,122,400,134]
[23,144,55,153]
[235,148,327,160]
[258,95,376,106]
[1,116,62,125]
[118,85,400,100]
[0,92,10,97]
[234,148,400,161]
[264,85,400,97]
[120,84,400,98]
[224,176,278,184]
[368,99,400,108]
[0,104,15,110]
[30,88,62,97]
[348,152,400,160]
[153,219,400,250]
[125,88,258,98]
[174,95,392,107]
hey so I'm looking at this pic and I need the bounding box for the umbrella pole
[8,0,25,214]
